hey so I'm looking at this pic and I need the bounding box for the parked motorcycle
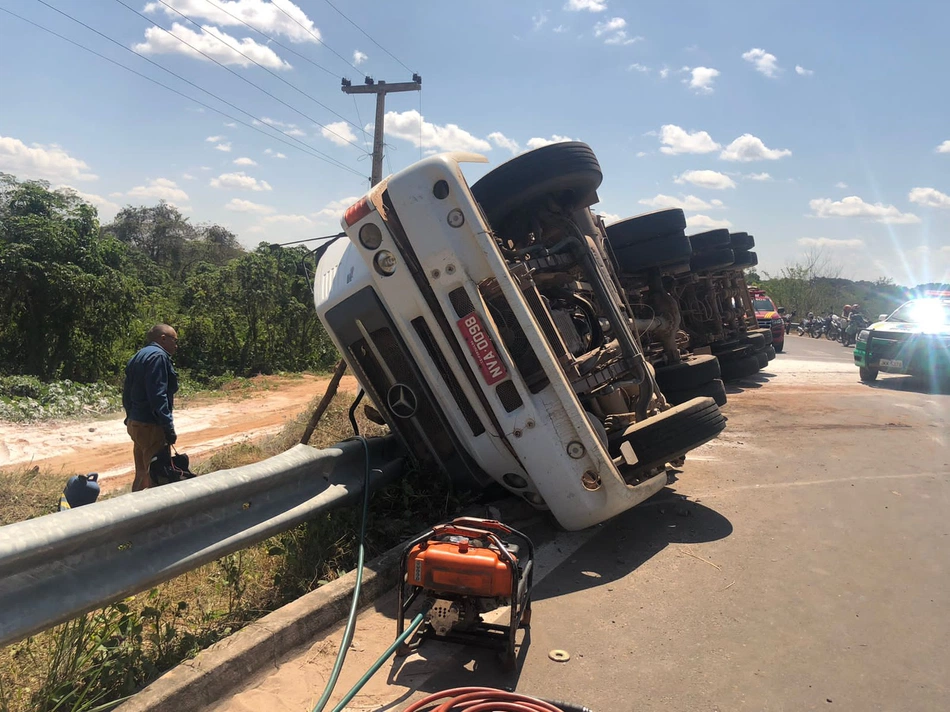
[808,317,825,339]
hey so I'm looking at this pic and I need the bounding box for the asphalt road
[213,335,950,712]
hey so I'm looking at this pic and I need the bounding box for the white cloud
[56,186,120,218]
[553,24,566,33]
[255,117,305,137]
[936,140,950,154]
[594,17,624,35]
[565,0,607,11]
[209,171,273,191]
[182,173,196,180]
[742,48,780,78]
[658,66,670,79]
[225,197,274,214]
[314,196,362,220]
[214,142,232,152]
[659,124,720,155]
[525,135,574,150]
[0,135,97,182]
[262,213,313,225]
[597,211,622,223]
[233,156,257,166]
[795,65,814,76]
[675,169,736,190]
[264,149,287,158]
[127,177,189,204]
[134,22,291,69]
[639,194,725,211]
[684,66,719,94]
[143,0,322,43]
[720,134,791,162]
[604,31,640,45]
[488,132,520,154]
[353,50,367,65]
[636,151,647,158]
[809,196,920,224]
[205,135,225,143]
[532,11,548,30]
[835,181,848,188]
[908,186,950,209]
[371,110,491,152]
[686,214,733,230]
[797,237,865,248]
[747,172,772,181]
[320,121,359,147]
[224,121,237,128]
[627,63,650,73]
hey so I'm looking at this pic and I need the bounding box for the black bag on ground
[149,445,196,486]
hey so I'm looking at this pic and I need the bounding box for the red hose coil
[403,687,565,712]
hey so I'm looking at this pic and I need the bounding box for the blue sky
[1,0,948,285]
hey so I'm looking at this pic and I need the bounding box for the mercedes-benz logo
[386,383,418,419]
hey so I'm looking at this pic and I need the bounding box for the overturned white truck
[313,143,725,531]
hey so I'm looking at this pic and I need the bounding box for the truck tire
[859,366,879,382]
[688,228,731,253]
[615,397,726,473]
[712,342,754,360]
[690,248,735,273]
[745,327,773,346]
[719,354,761,381]
[663,378,728,407]
[730,232,755,250]
[654,354,721,391]
[471,142,603,228]
[764,344,776,361]
[732,249,758,269]
[743,332,768,351]
[613,232,693,272]
[755,351,769,369]
[604,209,687,250]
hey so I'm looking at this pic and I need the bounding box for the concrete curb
[114,541,406,712]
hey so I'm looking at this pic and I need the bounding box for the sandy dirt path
[0,374,358,491]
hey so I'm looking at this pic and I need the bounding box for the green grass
[0,391,468,712]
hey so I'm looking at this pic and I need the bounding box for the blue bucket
[59,473,100,511]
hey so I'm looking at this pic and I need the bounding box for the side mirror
[777,307,786,314]
[879,314,888,322]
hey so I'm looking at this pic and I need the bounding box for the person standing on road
[123,324,180,491]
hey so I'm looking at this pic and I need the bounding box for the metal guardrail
[0,437,405,647]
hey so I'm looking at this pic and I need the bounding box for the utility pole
[342,74,422,186]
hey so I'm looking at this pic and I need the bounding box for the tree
[0,175,139,381]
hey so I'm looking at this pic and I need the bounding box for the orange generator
[396,517,534,669]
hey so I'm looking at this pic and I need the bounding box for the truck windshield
[888,299,950,325]
[753,298,775,311]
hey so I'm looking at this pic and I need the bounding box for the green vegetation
[0,173,338,389]
[0,376,121,423]
[747,249,946,320]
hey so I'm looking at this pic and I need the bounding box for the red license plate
[456,313,508,386]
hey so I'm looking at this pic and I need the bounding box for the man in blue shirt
[123,324,180,491]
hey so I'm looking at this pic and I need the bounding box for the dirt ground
[205,337,950,711]
[0,374,358,493]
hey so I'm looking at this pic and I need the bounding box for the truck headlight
[857,329,870,343]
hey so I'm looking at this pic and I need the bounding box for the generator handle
[445,517,514,536]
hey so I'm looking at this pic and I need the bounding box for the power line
[322,0,414,74]
[269,0,364,75]
[16,2,364,177]
[112,0,368,152]
[271,232,345,247]
[197,0,338,79]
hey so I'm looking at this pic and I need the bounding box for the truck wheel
[688,228,731,253]
[614,397,726,474]
[604,209,686,250]
[719,354,761,381]
[654,354,721,391]
[470,142,602,229]
[663,378,728,407]
[731,249,758,269]
[755,351,769,369]
[690,248,735,273]
[730,232,755,250]
[774,340,784,353]
[613,232,693,273]
[859,366,879,382]
[764,344,776,361]
[742,332,768,351]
